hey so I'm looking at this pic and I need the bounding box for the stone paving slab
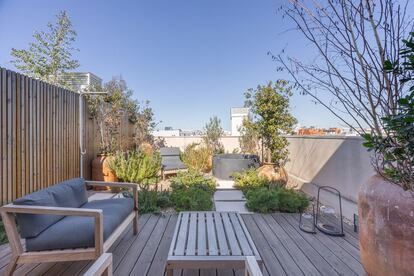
[215,201,250,213]
[215,179,235,189]
[214,190,245,201]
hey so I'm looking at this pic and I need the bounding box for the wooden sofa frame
[0,181,138,276]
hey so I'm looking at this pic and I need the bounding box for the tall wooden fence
[0,68,134,206]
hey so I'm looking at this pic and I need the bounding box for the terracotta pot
[257,163,287,184]
[140,142,154,156]
[91,155,118,191]
[359,175,414,276]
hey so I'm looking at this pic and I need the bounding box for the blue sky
[0,0,346,130]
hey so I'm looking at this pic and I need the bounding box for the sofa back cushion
[13,178,88,238]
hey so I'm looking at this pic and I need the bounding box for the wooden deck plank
[242,215,286,276]
[130,214,172,275]
[261,214,321,276]
[269,213,339,276]
[288,214,363,274]
[0,213,362,276]
[111,214,151,269]
[282,213,363,275]
[147,214,179,276]
[251,214,303,276]
[114,214,161,275]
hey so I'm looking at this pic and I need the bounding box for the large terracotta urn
[257,163,288,184]
[359,175,414,276]
[91,154,118,190]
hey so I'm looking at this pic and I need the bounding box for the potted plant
[243,80,296,183]
[277,1,413,273]
[359,34,414,276]
[86,77,139,188]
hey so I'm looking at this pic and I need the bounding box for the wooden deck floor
[0,213,364,276]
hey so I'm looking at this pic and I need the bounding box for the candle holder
[299,200,316,234]
[315,186,344,236]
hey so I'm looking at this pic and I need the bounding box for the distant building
[231,107,250,136]
[297,127,342,136]
[152,129,181,137]
[60,72,102,91]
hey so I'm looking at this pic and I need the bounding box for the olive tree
[203,116,224,154]
[11,11,79,87]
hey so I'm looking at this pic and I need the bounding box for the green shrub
[170,171,216,211]
[109,150,162,213]
[232,169,271,193]
[181,143,212,173]
[108,150,161,186]
[171,186,213,211]
[245,187,309,213]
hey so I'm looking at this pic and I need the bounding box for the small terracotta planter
[359,175,414,276]
[257,163,287,184]
[91,154,118,191]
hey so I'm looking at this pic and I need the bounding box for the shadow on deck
[0,213,363,276]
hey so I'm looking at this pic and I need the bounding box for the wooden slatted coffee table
[166,212,262,275]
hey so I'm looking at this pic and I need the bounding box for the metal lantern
[299,200,316,234]
[315,186,344,236]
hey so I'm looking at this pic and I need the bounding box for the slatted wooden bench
[166,212,262,275]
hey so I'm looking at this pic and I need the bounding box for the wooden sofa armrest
[83,253,113,276]
[85,181,139,211]
[0,204,104,257]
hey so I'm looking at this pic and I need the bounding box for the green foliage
[238,118,259,154]
[181,143,212,173]
[170,171,216,211]
[232,169,271,194]
[86,77,148,154]
[244,80,297,165]
[11,11,79,87]
[363,33,414,191]
[109,150,161,188]
[245,187,309,213]
[109,149,162,213]
[203,116,225,154]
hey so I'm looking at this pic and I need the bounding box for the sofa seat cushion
[25,198,134,251]
[14,178,88,238]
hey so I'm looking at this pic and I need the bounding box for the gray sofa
[0,178,138,276]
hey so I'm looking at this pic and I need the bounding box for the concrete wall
[285,136,375,219]
[161,136,241,153]
[160,135,375,219]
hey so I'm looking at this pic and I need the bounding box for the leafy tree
[363,33,414,191]
[86,76,139,154]
[238,118,259,154]
[244,80,297,165]
[203,116,224,154]
[11,11,79,86]
[133,101,157,147]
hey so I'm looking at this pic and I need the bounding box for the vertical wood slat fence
[0,67,134,206]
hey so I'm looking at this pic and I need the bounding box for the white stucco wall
[161,135,375,219]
